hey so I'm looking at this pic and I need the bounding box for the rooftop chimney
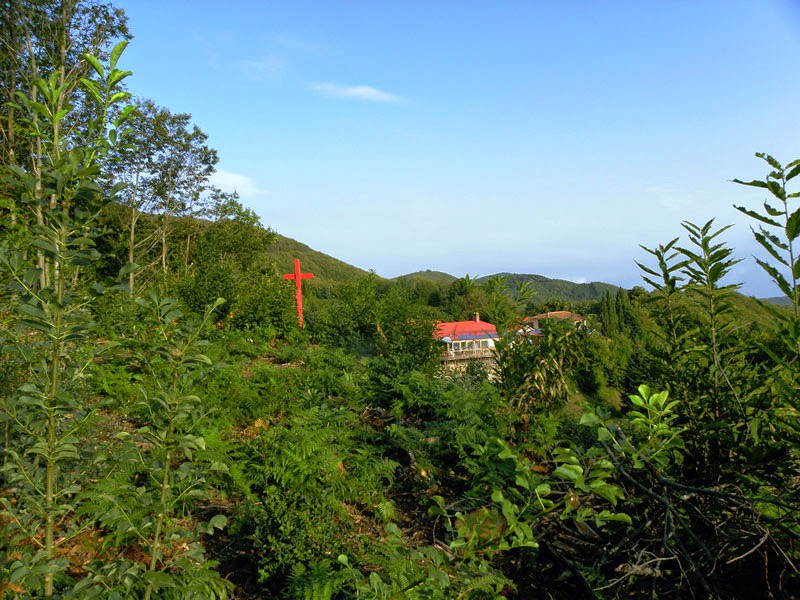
[472,312,480,322]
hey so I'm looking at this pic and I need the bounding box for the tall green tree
[672,219,753,472]
[0,0,129,203]
[733,153,800,454]
[105,98,219,289]
[481,274,522,331]
[599,289,618,336]
[446,274,486,319]
[734,152,800,349]
[0,41,133,598]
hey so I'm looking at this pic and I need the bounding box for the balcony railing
[441,348,495,361]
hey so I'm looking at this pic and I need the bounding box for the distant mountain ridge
[398,270,620,302]
[481,272,620,303]
[268,233,622,302]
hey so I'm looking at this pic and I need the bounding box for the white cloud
[210,170,268,198]
[239,54,286,81]
[311,82,400,102]
[645,186,692,211]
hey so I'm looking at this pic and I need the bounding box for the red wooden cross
[283,258,314,327]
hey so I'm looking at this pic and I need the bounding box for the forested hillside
[1,3,798,599]
[268,234,371,285]
[400,271,620,306]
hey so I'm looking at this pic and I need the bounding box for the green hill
[393,270,458,284]
[764,295,791,306]
[479,272,620,303]
[267,233,373,284]
[395,269,620,302]
[266,235,622,302]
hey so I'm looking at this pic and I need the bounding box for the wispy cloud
[210,170,268,198]
[311,82,401,102]
[239,54,286,82]
[646,186,691,211]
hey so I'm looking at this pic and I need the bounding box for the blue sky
[113,0,800,297]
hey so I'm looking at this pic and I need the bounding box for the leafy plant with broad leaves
[733,153,800,442]
[0,41,133,598]
[78,292,231,599]
[733,153,800,314]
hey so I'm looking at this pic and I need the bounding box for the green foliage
[85,292,232,600]
[734,152,800,310]
[579,379,799,597]
[677,220,748,460]
[734,153,800,444]
[331,425,632,599]
[171,191,293,332]
[103,97,220,290]
[0,0,131,176]
[636,237,689,351]
[4,18,799,597]
[337,522,514,599]
[309,273,382,353]
[477,273,619,308]
[495,319,585,414]
[600,195,800,596]
[583,385,685,470]
[374,285,441,375]
[225,402,397,595]
[599,288,642,342]
[0,41,133,598]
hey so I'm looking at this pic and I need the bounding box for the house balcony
[439,347,497,378]
[441,347,495,363]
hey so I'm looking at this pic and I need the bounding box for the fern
[228,402,400,591]
[287,560,347,600]
[375,499,398,524]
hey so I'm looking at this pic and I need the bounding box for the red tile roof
[525,311,584,322]
[435,319,498,341]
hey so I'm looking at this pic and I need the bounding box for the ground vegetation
[1,3,798,598]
